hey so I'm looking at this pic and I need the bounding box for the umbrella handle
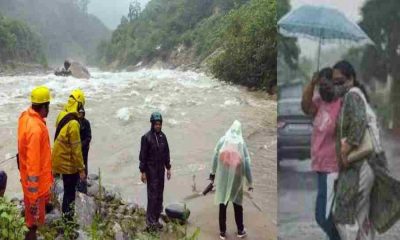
[316,36,322,72]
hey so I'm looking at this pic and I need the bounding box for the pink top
[311,93,341,173]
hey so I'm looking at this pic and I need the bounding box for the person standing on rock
[139,112,171,231]
[17,86,54,240]
[209,120,253,240]
[52,89,86,222]
[62,59,72,76]
[77,108,91,194]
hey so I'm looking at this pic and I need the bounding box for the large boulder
[69,62,90,79]
[54,61,90,79]
[75,192,97,227]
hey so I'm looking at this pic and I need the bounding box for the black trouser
[25,226,37,240]
[219,202,244,233]
[77,147,89,194]
[146,164,165,226]
[62,173,79,221]
[82,147,89,176]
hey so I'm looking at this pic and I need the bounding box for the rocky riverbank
[9,173,196,240]
[0,61,51,76]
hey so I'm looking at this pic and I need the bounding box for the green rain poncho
[211,120,253,206]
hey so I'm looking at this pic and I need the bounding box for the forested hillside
[97,0,275,90]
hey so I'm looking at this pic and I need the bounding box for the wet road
[278,132,400,240]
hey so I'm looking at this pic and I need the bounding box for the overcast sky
[88,0,149,29]
[289,0,367,60]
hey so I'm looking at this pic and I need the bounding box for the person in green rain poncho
[209,120,253,240]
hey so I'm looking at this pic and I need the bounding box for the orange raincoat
[18,107,53,226]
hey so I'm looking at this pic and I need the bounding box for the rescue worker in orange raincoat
[52,89,86,222]
[18,86,54,240]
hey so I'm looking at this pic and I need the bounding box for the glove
[209,173,215,181]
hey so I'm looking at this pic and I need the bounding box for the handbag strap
[340,92,349,139]
[352,89,381,153]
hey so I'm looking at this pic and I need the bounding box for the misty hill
[0,0,111,64]
[88,0,150,30]
[97,0,275,91]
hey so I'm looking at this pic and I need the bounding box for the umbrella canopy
[278,5,372,43]
[278,5,373,70]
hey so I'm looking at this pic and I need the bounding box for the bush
[210,0,276,90]
[0,197,28,240]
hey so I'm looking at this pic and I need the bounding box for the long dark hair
[333,60,370,102]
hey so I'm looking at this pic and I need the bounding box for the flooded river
[0,68,276,239]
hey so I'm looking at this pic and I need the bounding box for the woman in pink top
[302,68,341,240]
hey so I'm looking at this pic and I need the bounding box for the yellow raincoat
[52,96,85,174]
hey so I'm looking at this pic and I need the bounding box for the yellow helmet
[70,89,85,106]
[31,86,51,104]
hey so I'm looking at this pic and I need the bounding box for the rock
[107,208,115,217]
[10,197,20,204]
[165,203,190,222]
[45,209,62,225]
[113,223,124,240]
[87,181,105,198]
[104,188,116,202]
[109,203,119,210]
[75,192,96,228]
[105,188,122,202]
[116,213,123,220]
[117,205,127,215]
[127,203,138,214]
[133,215,140,222]
[76,230,90,240]
[121,218,134,230]
[69,62,90,79]
[123,215,134,221]
[88,174,99,181]
[167,224,174,233]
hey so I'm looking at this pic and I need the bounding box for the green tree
[128,0,141,22]
[277,0,299,68]
[79,0,90,14]
[211,0,276,90]
[0,13,47,65]
[358,0,400,129]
